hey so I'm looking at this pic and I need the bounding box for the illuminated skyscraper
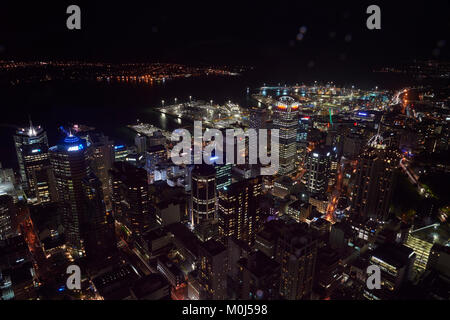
[0,195,16,240]
[249,106,268,130]
[273,96,299,175]
[198,239,227,299]
[87,132,115,208]
[351,139,399,221]
[296,115,310,164]
[190,164,216,227]
[304,145,334,196]
[14,122,55,203]
[49,134,90,254]
[215,163,232,192]
[276,223,318,300]
[218,176,262,246]
[82,173,117,265]
[110,161,153,235]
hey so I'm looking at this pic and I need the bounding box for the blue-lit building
[49,134,90,254]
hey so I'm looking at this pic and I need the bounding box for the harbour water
[0,68,413,168]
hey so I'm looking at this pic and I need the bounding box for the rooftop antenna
[27,114,37,136]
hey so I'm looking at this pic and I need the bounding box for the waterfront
[0,68,416,168]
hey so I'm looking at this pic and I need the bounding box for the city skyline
[0,1,449,307]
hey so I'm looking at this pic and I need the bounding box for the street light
[161,99,165,106]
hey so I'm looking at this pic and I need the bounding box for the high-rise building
[0,195,16,240]
[218,176,262,246]
[114,144,130,162]
[351,142,399,221]
[49,134,90,254]
[14,123,55,203]
[198,239,227,299]
[304,145,334,196]
[135,133,147,154]
[272,96,299,175]
[215,163,232,192]
[237,250,280,300]
[14,122,48,188]
[276,223,318,300]
[366,244,415,300]
[87,132,115,208]
[249,106,268,130]
[297,115,310,164]
[190,164,216,227]
[110,161,153,235]
[146,144,167,171]
[287,200,312,223]
[82,173,117,265]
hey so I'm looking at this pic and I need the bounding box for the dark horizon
[1,1,449,68]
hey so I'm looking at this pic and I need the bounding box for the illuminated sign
[67,144,84,152]
[31,149,41,153]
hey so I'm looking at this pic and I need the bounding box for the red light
[354,122,357,126]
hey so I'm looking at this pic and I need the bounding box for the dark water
[0,68,414,169]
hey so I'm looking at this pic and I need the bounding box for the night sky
[0,0,449,69]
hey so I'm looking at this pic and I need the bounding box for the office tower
[0,195,16,239]
[146,144,167,171]
[227,238,252,298]
[114,144,130,162]
[49,134,90,254]
[351,142,399,221]
[215,163,232,192]
[287,200,312,223]
[198,239,227,299]
[343,132,364,159]
[272,96,299,175]
[147,130,166,147]
[404,231,434,273]
[87,132,115,208]
[110,161,153,235]
[249,106,268,130]
[135,133,147,154]
[14,123,55,203]
[0,163,15,185]
[304,145,333,196]
[276,223,318,300]
[237,250,280,300]
[366,244,415,300]
[296,115,310,165]
[218,176,262,246]
[190,164,216,227]
[82,173,117,265]
[14,122,48,188]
